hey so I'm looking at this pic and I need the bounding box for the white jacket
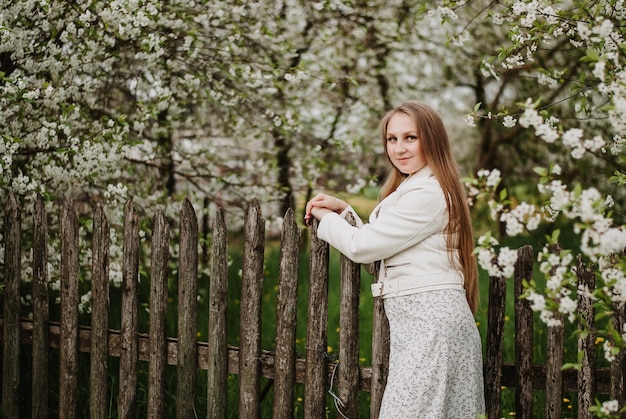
[317,166,465,298]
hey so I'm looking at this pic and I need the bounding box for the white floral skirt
[378,289,485,418]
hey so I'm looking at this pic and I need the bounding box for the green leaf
[561,362,581,371]
[547,229,560,244]
[499,188,507,200]
[581,48,599,62]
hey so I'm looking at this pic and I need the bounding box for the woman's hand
[304,193,348,225]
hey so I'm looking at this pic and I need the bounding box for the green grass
[219,235,376,418]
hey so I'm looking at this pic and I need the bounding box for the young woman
[305,101,485,417]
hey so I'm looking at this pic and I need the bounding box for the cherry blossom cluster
[454,3,625,390]
[476,234,518,278]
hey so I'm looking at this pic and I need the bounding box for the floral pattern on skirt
[378,289,485,418]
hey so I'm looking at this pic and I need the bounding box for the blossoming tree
[1,0,625,415]
[0,0,451,220]
[1,0,481,291]
[437,1,625,415]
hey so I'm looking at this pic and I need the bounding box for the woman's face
[385,112,426,175]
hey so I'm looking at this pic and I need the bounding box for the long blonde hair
[378,101,479,313]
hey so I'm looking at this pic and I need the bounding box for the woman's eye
[387,137,397,142]
[407,135,418,141]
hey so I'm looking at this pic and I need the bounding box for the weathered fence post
[59,199,79,419]
[207,207,228,419]
[370,259,389,418]
[2,193,20,419]
[515,245,534,417]
[147,209,170,419]
[239,199,265,419]
[611,301,626,414]
[272,208,300,419]
[338,212,361,418]
[177,199,199,419]
[32,194,49,417]
[546,244,564,419]
[90,204,110,418]
[577,255,596,419]
[119,201,139,418]
[486,271,507,419]
[304,218,330,418]
[545,312,565,418]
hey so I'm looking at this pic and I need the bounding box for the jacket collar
[397,165,433,190]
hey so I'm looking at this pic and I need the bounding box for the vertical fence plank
[272,208,300,419]
[337,212,360,418]
[545,314,564,418]
[370,261,389,419]
[32,194,49,417]
[90,204,110,418]
[2,193,21,419]
[545,244,564,419]
[485,272,506,419]
[515,245,534,417]
[177,199,199,419]
[147,209,170,419]
[59,199,79,419]
[545,244,564,418]
[119,201,139,418]
[577,255,596,419]
[239,200,265,419]
[207,208,228,419]
[304,219,329,419]
[611,302,626,412]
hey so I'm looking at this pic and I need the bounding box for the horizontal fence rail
[0,192,624,418]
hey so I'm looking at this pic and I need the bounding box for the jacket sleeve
[338,205,364,227]
[316,182,447,264]
[337,206,376,274]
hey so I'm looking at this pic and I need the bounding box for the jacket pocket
[384,262,412,278]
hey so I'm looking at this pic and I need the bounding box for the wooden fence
[0,192,624,418]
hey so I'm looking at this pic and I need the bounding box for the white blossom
[558,296,577,317]
[486,169,501,187]
[600,399,619,415]
[79,291,92,314]
[518,107,543,128]
[603,340,617,362]
[501,115,515,128]
[593,60,606,79]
